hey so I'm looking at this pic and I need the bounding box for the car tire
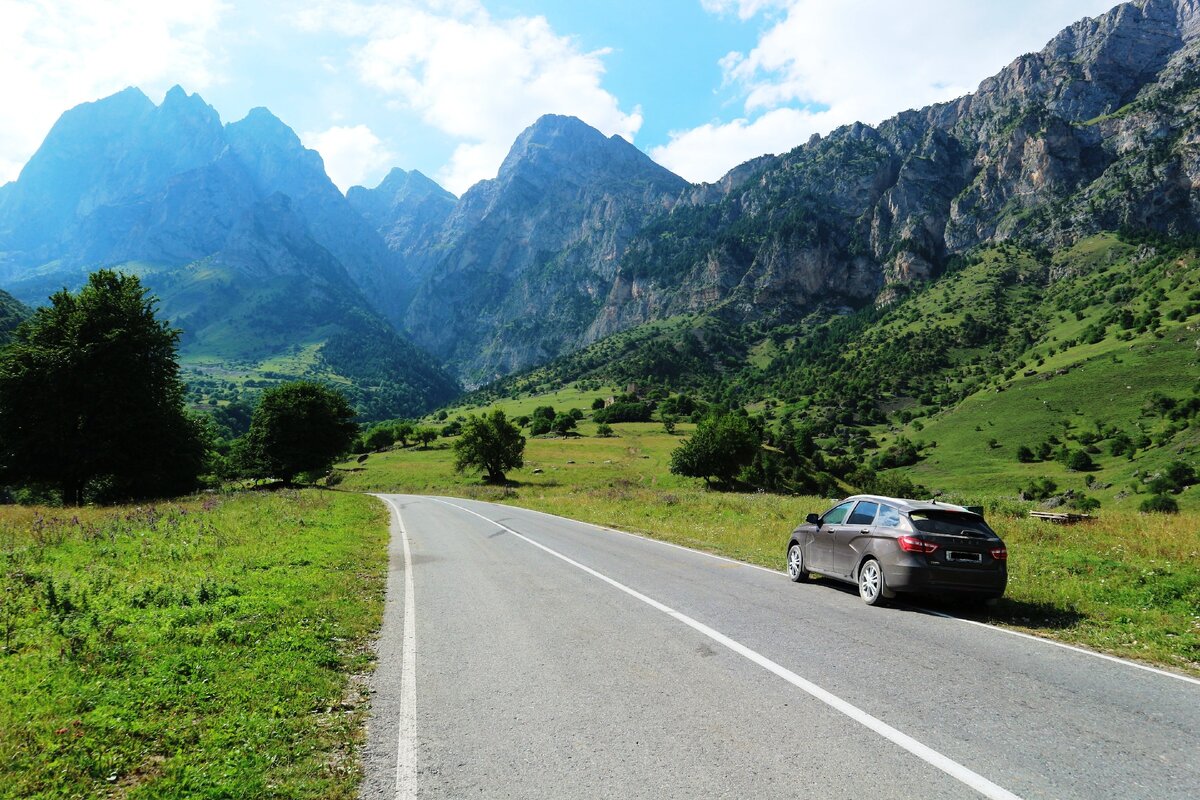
[786,542,810,583]
[857,558,886,606]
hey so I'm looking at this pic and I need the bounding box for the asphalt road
[358,494,1200,800]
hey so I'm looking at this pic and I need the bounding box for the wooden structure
[1029,510,1094,524]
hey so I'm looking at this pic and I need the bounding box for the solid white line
[378,496,418,800]
[452,497,1200,686]
[915,607,1200,687]
[469,497,784,576]
[430,497,1024,800]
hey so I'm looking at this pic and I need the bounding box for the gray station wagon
[786,495,1007,605]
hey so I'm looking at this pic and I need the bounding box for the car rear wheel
[787,543,810,583]
[858,558,885,606]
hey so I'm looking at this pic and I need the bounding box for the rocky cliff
[587,0,1200,338]
[401,115,688,384]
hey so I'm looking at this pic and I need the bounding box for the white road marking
[431,497,1024,800]
[463,497,1200,686]
[378,496,418,800]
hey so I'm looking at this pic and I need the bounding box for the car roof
[835,494,975,515]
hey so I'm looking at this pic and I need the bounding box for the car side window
[876,504,902,528]
[821,501,855,525]
[847,501,879,526]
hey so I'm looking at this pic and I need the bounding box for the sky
[0,0,1119,196]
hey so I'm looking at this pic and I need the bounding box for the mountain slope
[401,114,689,384]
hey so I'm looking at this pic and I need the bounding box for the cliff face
[400,115,688,384]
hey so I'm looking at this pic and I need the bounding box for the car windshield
[908,510,996,538]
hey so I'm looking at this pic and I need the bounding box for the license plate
[947,551,982,563]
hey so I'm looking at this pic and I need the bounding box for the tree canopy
[0,270,206,504]
[237,381,357,484]
[453,410,525,483]
[668,412,760,487]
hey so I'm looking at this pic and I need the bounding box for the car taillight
[897,535,939,554]
[990,546,1008,561]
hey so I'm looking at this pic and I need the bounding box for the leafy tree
[364,425,396,450]
[568,408,584,420]
[530,417,553,436]
[595,423,614,437]
[662,414,678,435]
[394,421,415,448]
[453,410,525,483]
[551,413,577,437]
[668,412,760,487]
[0,270,206,504]
[238,381,357,484]
[591,397,606,410]
[415,428,438,449]
[593,401,652,423]
[441,420,463,437]
[531,405,556,423]
[1016,445,1035,463]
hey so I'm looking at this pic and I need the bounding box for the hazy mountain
[401,114,689,384]
[347,168,457,285]
[0,86,457,418]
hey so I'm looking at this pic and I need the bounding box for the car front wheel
[858,558,885,606]
[787,543,810,583]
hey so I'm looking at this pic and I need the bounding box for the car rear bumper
[885,562,1007,597]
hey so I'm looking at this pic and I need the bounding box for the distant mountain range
[1,0,1199,415]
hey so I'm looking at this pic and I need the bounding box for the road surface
[358,494,1200,799]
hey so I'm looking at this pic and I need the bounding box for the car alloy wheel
[858,558,885,606]
[787,543,809,583]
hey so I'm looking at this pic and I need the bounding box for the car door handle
[860,529,870,534]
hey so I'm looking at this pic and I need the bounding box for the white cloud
[0,0,227,183]
[296,1,642,194]
[658,0,1116,183]
[302,124,393,192]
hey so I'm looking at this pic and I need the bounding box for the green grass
[0,489,388,799]
[337,418,1200,676]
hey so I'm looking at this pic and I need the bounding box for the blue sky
[1,1,1118,194]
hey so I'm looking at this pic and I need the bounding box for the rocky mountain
[347,168,457,294]
[586,0,1200,337]
[400,114,689,384]
[0,86,457,418]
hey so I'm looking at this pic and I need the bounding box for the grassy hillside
[0,490,387,798]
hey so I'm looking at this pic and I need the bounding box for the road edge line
[377,496,418,800]
[432,497,1024,800]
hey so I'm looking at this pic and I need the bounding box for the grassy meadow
[0,489,387,799]
[337,409,1200,677]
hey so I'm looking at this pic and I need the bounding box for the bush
[530,417,552,436]
[1016,445,1035,463]
[1139,494,1179,514]
[441,420,462,437]
[591,397,606,410]
[1020,477,1058,501]
[595,423,614,437]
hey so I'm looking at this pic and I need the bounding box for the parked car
[785,495,1007,605]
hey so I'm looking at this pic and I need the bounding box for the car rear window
[909,510,995,537]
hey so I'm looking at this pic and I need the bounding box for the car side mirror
[805,513,820,525]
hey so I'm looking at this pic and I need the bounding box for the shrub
[669,413,760,486]
[595,423,614,437]
[1066,450,1096,472]
[1016,445,1035,463]
[591,397,606,410]
[1139,494,1179,514]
